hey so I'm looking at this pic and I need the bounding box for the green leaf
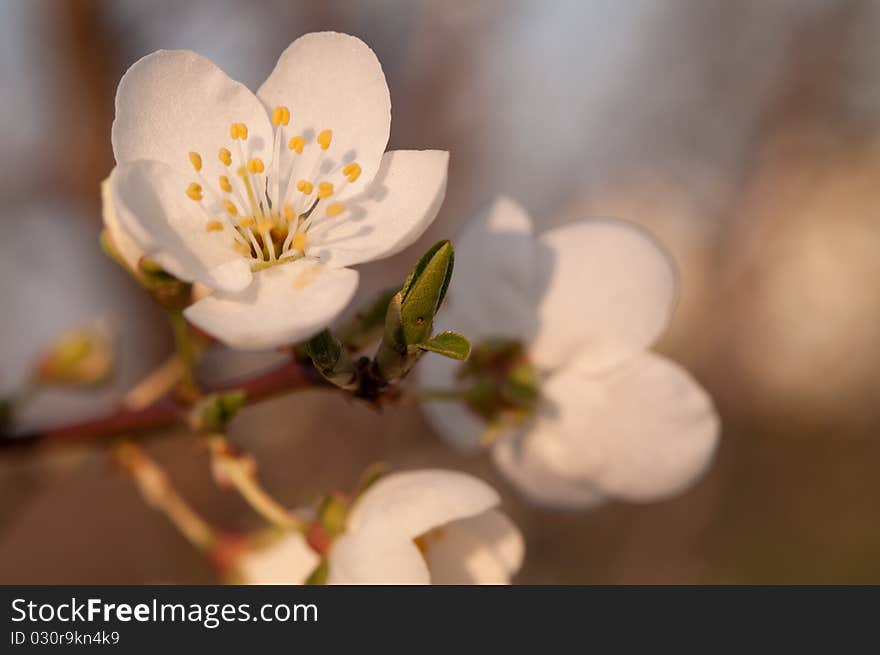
[306,330,343,372]
[400,241,454,346]
[415,331,471,360]
[305,330,356,389]
[305,560,329,586]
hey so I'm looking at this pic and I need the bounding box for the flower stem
[114,440,218,552]
[168,311,198,400]
[1,356,328,449]
[206,433,305,532]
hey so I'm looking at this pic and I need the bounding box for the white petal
[440,196,545,343]
[328,527,430,585]
[346,469,500,540]
[536,350,720,501]
[492,431,607,510]
[112,49,273,183]
[110,161,253,291]
[258,32,391,200]
[238,532,319,585]
[531,219,678,371]
[184,260,358,350]
[417,353,487,452]
[306,150,448,269]
[101,176,144,273]
[421,509,524,584]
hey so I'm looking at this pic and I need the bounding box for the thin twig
[0,356,329,449]
[206,433,305,532]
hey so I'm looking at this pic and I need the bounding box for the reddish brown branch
[1,357,329,450]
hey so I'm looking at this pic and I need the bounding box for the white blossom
[420,197,720,509]
[104,32,448,350]
[328,469,523,584]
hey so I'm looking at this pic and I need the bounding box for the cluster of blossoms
[93,32,720,584]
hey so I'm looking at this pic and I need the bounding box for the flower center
[183,106,361,269]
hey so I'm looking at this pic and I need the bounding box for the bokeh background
[2,0,880,583]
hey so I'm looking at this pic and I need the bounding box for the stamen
[317,130,332,150]
[272,106,290,126]
[186,183,203,201]
[288,136,305,154]
[292,233,308,251]
[296,180,314,195]
[284,204,297,224]
[238,217,256,229]
[237,166,264,219]
[205,220,223,232]
[317,182,334,199]
[189,152,203,172]
[219,148,232,166]
[325,202,345,217]
[219,175,232,192]
[230,123,249,140]
[247,158,265,174]
[257,218,274,233]
[233,241,252,257]
[343,163,361,183]
[223,200,238,216]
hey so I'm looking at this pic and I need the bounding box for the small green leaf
[316,493,349,538]
[306,330,343,371]
[305,559,329,586]
[416,331,471,360]
[305,330,356,389]
[400,241,454,345]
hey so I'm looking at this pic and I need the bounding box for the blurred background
[2,0,880,583]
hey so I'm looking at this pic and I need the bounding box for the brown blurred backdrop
[1,0,879,583]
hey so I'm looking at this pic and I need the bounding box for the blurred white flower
[419,197,720,509]
[228,470,521,585]
[328,469,523,585]
[237,532,319,585]
[105,31,448,350]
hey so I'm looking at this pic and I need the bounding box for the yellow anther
[284,204,297,223]
[205,220,223,232]
[238,217,255,229]
[219,148,232,166]
[288,136,305,154]
[272,106,290,126]
[296,180,314,195]
[247,158,265,174]
[189,151,203,172]
[343,162,361,183]
[223,200,238,216]
[233,241,252,256]
[292,232,308,251]
[257,218,274,233]
[326,202,345,217]
[186,183,203,201]
[317,181,334,199]
[219,175,232,192]
[317,129,332,150]
[230,123,249,140]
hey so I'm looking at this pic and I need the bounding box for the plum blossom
[236,532,319,585]
[327,469,524,585]
[419,197,720,509]
[226,470,522,585]
[104,32,448,350]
